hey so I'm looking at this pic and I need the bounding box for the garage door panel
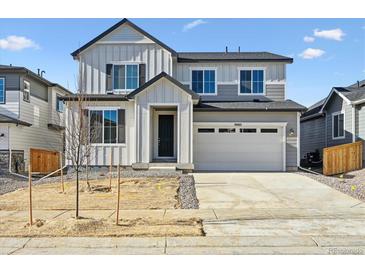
[194,125,284,171]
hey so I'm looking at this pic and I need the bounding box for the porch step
[131,162,194,172]
[149,166,176,170]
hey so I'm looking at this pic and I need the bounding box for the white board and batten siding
[68,101,136,167]
[78,25,172,94]
[135,78,193,164]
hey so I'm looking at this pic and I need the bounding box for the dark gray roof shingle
[336,87,365,102]
[177,52,293,63]
[0,64,73,94]
[0,113,32,126]
[300,98,326,119]
[194,100,306,111]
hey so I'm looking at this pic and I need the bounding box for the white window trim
[112,63,140,93]
[237,67,266,95]
[23,80,30,102]
[0,77,5,104]
[189,67,217,95]
[332,111,345,140]
[56,93,64,113]
[89,108,126,145]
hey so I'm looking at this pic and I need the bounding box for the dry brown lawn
[0,177,205,237]
[0,177,180,211]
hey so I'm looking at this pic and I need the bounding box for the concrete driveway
[194,172,362,209]
[193,172,365,243]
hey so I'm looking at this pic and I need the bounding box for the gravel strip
[178,175,199,209]
[297,169,365,202]
[0,174,55,195]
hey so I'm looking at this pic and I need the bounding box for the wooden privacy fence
[323,141,363,176]
[30,148,60,174]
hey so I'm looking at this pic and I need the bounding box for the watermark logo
[328,248,364,255]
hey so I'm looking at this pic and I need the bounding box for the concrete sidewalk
[1,236,365,255]
[1,206,365,254]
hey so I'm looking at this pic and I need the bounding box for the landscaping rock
[178,175,199,209]
[297,169,365,202]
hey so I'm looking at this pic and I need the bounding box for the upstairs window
[113,64,139,91]
[0,78,4,104]
[332,112,345,139]
[239,69,264,94]
[56,95,64,112]
[89,109,125,144]
[191,69,216,94]
[23,80,30,102]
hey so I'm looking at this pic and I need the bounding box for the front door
[158,115,174,157]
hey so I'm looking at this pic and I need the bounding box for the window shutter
[139,64,146,87]
[118,109,126,144]
[106,64,113,91]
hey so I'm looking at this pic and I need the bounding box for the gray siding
[23,76,48,102]
[325,94,353,147]
[0,90,19,118]
[193,111,299,168]
[266,84,285,101]
[12,95,64,171]
[186,84,285,102]
[300,116,326,159]
[0,73,20,118]
[0,73,20,90]
[174,62,286,83]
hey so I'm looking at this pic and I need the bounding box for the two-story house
[300,80,365,166]
[66,18,305,172]
[0,65,72,173]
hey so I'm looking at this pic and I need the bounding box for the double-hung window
[0,78,4,104]
[332,112,345,139]
[113,64,139,91]
[89,109,125,144]
[56,95,64,112]
[239,69,264,94]
[23,80,30,102]
[191,69,216,94]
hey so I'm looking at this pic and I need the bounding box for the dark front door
[158,115,174,157]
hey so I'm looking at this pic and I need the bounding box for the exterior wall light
[289,128,295,136]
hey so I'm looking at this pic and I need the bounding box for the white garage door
[193,123,285,171]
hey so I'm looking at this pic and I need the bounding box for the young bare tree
[64,93,95,219]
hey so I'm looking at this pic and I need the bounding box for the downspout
[8,124,11,173]
[324,110,328,147]
[352,105,356,143]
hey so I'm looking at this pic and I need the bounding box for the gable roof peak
[71,18,177,59]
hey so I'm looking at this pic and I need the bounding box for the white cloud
[304,36,315,43]
[0,35,39,51]
[183,19,207,32]
[313,28,345,41]
[299,48,326,59]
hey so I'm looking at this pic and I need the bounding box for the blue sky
[0,18,364,106]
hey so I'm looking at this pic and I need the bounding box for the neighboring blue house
[300,80,365,166]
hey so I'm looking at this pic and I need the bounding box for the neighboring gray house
[0,65,72,173]
[66,18,305,172]
[300,80,365,165]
